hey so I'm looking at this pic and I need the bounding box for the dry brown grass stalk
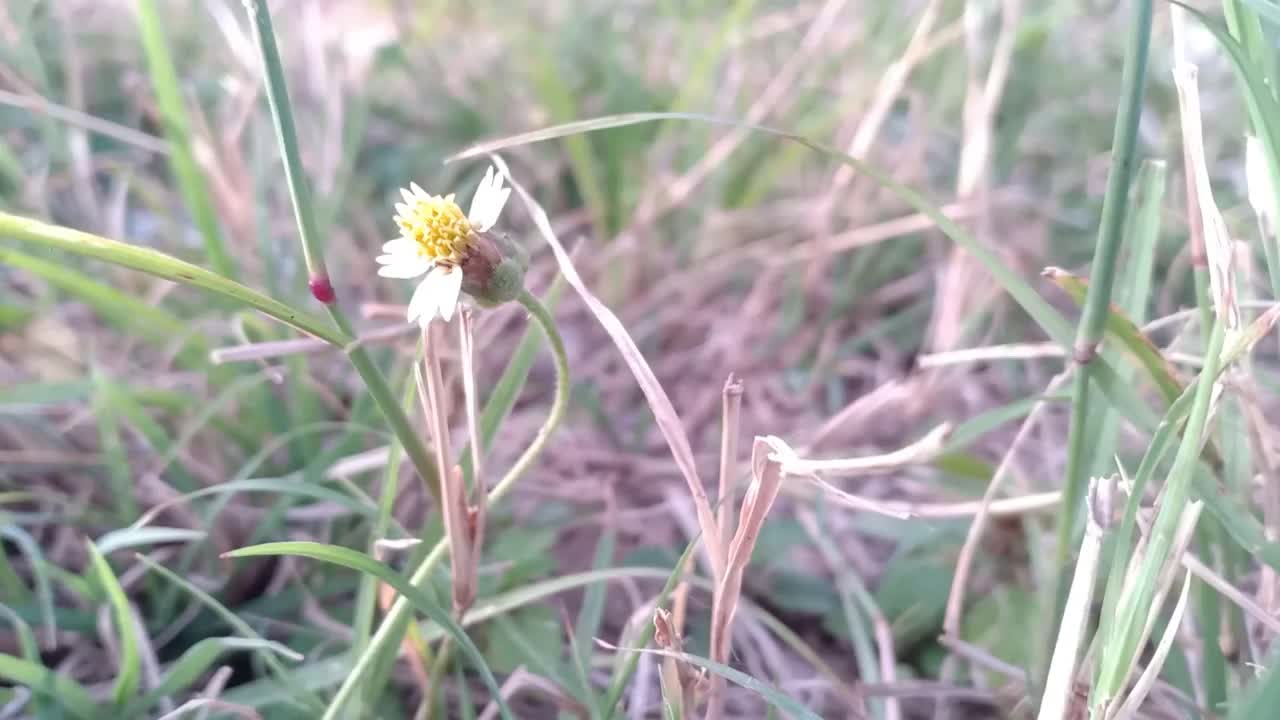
[717,375,744,564]
[1172,17,1239,331]
[1038,475,1114,720]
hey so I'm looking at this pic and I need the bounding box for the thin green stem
[422,638,455,720]
[243,0,326,281]
[323,289,569,720]
[340,314,441,506]
[241,0,441,505]
[351,371,415,665]
[1054,0,1153,621]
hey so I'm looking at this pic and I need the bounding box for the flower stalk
[322,289,568,720]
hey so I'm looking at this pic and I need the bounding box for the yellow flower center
[395,193,473,265]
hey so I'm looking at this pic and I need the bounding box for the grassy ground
[3,0,1280,718]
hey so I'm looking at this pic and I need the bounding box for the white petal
[375,252,416,265]
[406,275,438,325]
[435,267,464,322]
[400,187,416,204]
[381,238,417,253]
[468,165,509,231]
[467,166,496,222]
[478,188,510,232]
[394,202,411,217]
[411,182,429,199]
[377,257,431,278]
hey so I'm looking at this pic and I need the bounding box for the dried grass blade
[488,154,723,578]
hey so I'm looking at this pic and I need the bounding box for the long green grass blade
[1096,321,1224,709]
[0,526,56,646]
[453,112,1074,343]
[86,540,140,706]
[0,211,345,345]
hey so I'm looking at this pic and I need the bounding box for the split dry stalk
[1038,476,1115,720]
[705,436,788,720]
[717,375,744,564]
[415,323,478,616]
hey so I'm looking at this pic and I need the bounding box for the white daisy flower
[377,166,511,327]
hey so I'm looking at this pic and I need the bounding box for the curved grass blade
[0,211,346,345]
[0,605,38,664]
[0,653,97,720]
[95,527,207,555]
[130,637,301,716]
[136,477,377,532]
[135,555,324,712]
[219,566,851,712]
[1173,2,1280,294]
[86,540,140,706]
[2,523,58,646]
[223,541,514,720]
[452,112,1074,345]
[453,113,1165,436]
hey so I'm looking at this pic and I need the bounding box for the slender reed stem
[242,0,326,284]
[241,0,440,502]
[322,289,569,720]
[1053,0,1153,630]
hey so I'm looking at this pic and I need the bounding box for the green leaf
[224,541,514,720]
[1229,646,1280,720]
[765,570,839,615]
[872,557,954,649]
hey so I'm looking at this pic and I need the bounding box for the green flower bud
[459,229,528,307]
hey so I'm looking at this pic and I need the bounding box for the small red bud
[308,274,336,304]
